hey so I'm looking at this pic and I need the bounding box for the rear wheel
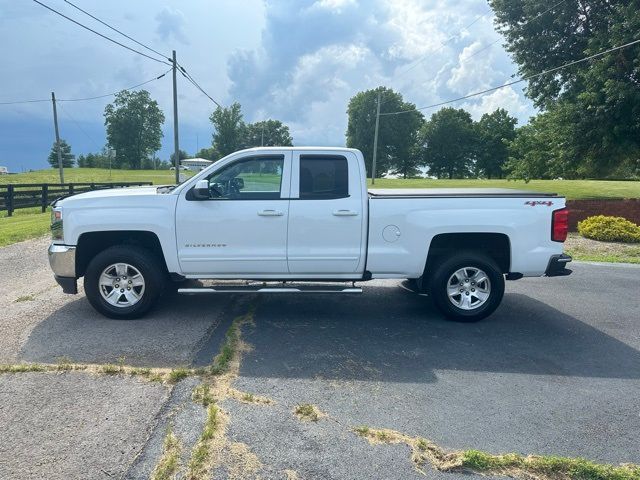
[429,252,505,322]
[84,245,165,319]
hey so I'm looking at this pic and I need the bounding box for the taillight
[552,208,569,242]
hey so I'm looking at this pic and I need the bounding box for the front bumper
[545,253,573,277]
[48,244,78,294]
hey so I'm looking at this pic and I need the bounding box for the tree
[104,90,165,169]
[47,139,75,168]
[195,147,219,161]
[170,149,189,164]
[243,120,293,148]
[418,108,477,179]
[490,0,640,176]
[346,87,424,178]
[505,103,584,181]
[210,102,245,157]
[475,109,517,179]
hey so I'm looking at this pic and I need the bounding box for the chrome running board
[178,284,362,294]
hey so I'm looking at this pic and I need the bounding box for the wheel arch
[75,230,167,277]
[418,232,511,290]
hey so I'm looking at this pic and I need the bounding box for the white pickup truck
[48,147,572,322]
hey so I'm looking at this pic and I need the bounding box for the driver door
[175,152,292,275]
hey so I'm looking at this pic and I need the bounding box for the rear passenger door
[287,151,365,274]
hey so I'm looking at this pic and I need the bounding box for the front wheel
[429,252,505,322]
[84,245,165,319]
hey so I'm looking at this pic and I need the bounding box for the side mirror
[192,179,210,200]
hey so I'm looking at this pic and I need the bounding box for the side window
[299,155,348,200]
[206,156,284,200]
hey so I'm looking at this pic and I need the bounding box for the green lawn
[2,169,638,199]
[368,178,640,200]
[0,208,50,247]
[0,168,181,185]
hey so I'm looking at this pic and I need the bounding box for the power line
[32,0,171,66]
[386,0,569,100]
[58,101,102,150]
[62,0,170,62]
[391,13,488,84]
[58,70,170,102]
[0,70,170,106]
[0,98,50,105]
[380,38,640,116]
[178,66,223,108]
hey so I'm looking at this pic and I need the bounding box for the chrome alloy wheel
[446,267,491,310]
[99,263,145,307]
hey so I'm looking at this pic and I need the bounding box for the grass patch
[130,367,152,377]
[294,403,323,422]
[192,383,216,406]
[186,404,220,480]
[353,425,640,480]
[101,364,121,375]
[151,428,182,480]
[0,363,47,373]
[14,294,36,302]
[461,450,640,480]
[168,368,190,383]
[0,167,183,185]
[0,207,50,247]
[210,321,240,375]
[56,356,73,371]
[565,233,640,264]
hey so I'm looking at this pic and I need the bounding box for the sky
[0,0,537,172]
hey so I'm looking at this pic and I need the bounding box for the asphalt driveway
[0,238,638,479]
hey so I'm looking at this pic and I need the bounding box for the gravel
[0,371,169,480]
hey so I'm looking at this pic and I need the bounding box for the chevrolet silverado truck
[48,147,572,321]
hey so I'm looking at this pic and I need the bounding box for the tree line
[48,94,293,170]
[50,0,638,179]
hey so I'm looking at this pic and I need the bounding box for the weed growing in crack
[168,368,190,384]
[192,384,215,406]
[151,428,182,480]
[294,403,323,422]
[56,356,73,371]
[186,404,220,479]
[14,294,36,302]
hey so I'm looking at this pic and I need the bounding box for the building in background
[0,166,8,175]
[181,158,213,172]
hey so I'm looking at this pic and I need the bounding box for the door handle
[332,210,359,216]
[258,209,284,216]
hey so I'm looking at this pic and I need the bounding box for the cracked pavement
[0,238,638,479]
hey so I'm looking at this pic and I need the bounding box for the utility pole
[172,50,180,184]
[371,90,381,185]
[51,92,64,184]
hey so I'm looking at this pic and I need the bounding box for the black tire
[84,245,165,319]
[429,252,505,322]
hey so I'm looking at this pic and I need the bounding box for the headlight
[51,207,63,241]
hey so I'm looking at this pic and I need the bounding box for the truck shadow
[20,282,640,382]
[19,292,246,367]
[238,285,640,383]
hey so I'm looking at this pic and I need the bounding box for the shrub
[578,215,640,243]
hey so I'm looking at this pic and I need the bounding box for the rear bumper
[545,254,573,277]
[48,244,78,294]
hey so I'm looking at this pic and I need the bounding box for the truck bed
[368,188,560,198]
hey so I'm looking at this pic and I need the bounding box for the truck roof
[368,188,560,198]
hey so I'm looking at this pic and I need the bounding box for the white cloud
[309,0,357,13]
[446,41,500,94]
[462,85,535,122]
